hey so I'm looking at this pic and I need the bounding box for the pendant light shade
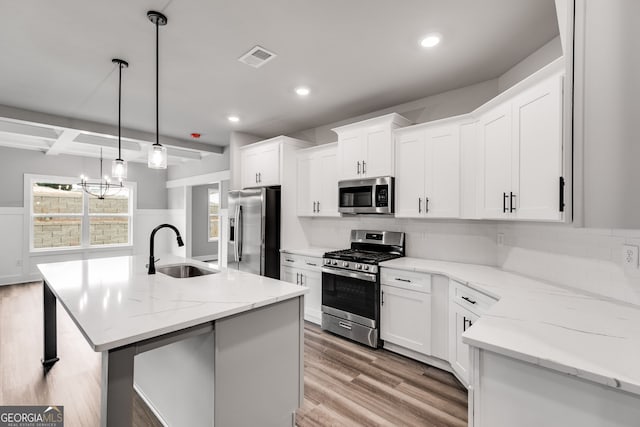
[147,10,168,170]
[111,58,128,180]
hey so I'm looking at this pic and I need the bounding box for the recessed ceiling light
[228,116,240,123]
[295,87,310,96]
[420,34,442,48]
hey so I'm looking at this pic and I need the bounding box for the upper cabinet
[395,121,460,218]
[478,72,564,221]
[297,143,339,217]
[395,58,567,223]
[333,113,411,180]
[239,136,312,189]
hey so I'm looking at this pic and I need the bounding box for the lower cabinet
[450,303,479,384]
[380,280,432,355]
[280,254,323,325]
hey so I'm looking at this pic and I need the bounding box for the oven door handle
[322,267,377,282]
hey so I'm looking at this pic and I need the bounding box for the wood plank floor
[0,282,467,426]
[298,323,468,427]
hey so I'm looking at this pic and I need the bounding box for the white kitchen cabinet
[280,254,323,325]
[395,122,460,218]
[333,113,411,180]
[449,279,497,385]
[239,136,312,189]
[380,284,431,355]
[450,303,479,385]
[511,74,564,221]
[380,268,432,356]
[459,120,481,219]
[479,102,512,219]
[296,143,339,217]
[479,72,564,221]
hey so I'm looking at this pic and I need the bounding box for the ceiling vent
[238,45,277,68]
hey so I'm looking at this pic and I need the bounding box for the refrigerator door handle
[232,204,240,262]
[237,205,243,261]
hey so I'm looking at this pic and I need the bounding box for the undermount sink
[156,263,217,279]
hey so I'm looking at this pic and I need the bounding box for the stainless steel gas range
[321,230,405,348]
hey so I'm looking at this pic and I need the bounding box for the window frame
[207,185,220,242]
[27,174,135,253]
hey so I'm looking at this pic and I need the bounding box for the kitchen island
[38,255,306,427]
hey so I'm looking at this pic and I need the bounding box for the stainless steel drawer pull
[395,278,411,283]
[285,258,294,262]
[306,262,317,267]
[461,296,477,304]
[338,321,352,330]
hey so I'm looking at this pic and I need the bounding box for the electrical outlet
[497,233,505,247]
[622,245,639,269]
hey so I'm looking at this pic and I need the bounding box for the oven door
[321,267,379,327]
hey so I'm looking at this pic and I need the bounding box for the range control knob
[357,264,362,270]
[332,260,338,266]
[363,265,370,271]
[343,262,349,268]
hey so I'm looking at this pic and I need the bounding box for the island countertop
[37,255,307,352]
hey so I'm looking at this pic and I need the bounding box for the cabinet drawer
[281,253,323,272]
[381,268,431,293]
[451,280,497,315]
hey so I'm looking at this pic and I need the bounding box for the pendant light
[111,58,129,180]
[147,10,168,169]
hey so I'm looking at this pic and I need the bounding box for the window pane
[209,190,219,215]
[33,216,81,248]
[89,188,129,214]
[209,217,219,240]
[90,216,129,245]
[33,182,82,214]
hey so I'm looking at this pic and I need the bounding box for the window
[208,187,220,241]
[30,178,133,251]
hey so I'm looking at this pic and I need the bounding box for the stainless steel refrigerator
[227,187,281,279]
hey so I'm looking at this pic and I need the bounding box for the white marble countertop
[37,255,307,352]
[380,257,640,396]
[280,247,337,258]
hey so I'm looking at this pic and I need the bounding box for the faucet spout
[149,223,184,274]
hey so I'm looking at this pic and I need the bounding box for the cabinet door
[317,148,339,217]
[380,285,431,355]
[459,121,480,219]
[363,127,393,177]
[241,149,260,189]
[296,154,314,216]
[300,270,322,325]
[425,125,460,218]
[479,103,512,219]
[281,265,299,285]
[395,130,425,218]
[512,75,564,221]
[256,144,280,186]
[338,131,363,180]
[450,304,478,385]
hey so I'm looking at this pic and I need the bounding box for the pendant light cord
[155,19,160,147]
[117,62,123,160]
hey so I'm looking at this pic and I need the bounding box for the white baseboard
[0,273,41,286]
[383,342,456,375]
[133,383,169,427]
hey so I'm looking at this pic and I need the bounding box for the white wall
[498,36,563,93]
[191,183,218,259]
[289,79,499,145]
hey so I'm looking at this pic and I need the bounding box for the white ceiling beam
[0,104,225,155]
[74,133,141,152]
[46,129,81,155]
[0,119,59,140]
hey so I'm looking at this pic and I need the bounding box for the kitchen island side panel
[214,297,303,427]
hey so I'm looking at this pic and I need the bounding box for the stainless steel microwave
[338,177,394,215]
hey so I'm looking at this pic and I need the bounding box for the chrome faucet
[148,223,184,274]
